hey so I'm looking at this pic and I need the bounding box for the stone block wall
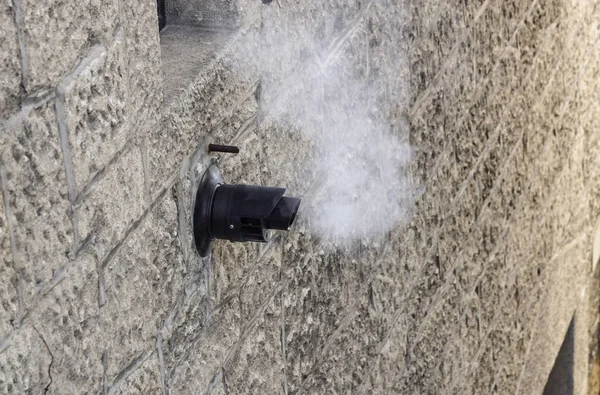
[0,0,599,393]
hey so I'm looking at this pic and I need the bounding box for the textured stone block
[210,93,259,145]
[407,287,461,390]
[167,296,242,393]
[434,150,510,276]
[409,0,466,100]
[363,306,409,393]
[364,0,412,111]
[476,244,512,340]
[0,190,18,336]
[463,340,496,394]
[122,0,163,138]
[549,135,588,250]
[0,2,21,120]
[222,298,284,394]
[159,27,237,104]
[0,0,595,392]
[367,245,408,318]
[0,100,72,312]
[208,378,227,395]
[404,250,446,324]
[283,241,362,392]
[238,242,281,322]
[58,33,128,188]
[20,0,119,94]
[210,240,260,304]
[297,295,377,394]
[0,327,51,393]
[484,297,532,395]
[159,286,212,389]
[111,352,163,395]
[428,336,465,393]
[100,195,185,381]
[77,145,145,261]
[458,291,483,365]
[168,240,281,392]
[29,253,104,393]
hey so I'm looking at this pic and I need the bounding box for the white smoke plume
[263,38,416,245]
[229,2,416,246]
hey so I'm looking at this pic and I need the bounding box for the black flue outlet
[193,164,301,257]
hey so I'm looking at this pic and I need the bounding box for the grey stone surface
[166,292,241,393]
[0,188,18,338]
[222,298,284,394]
[210,92,259,145]
[217,124,262,185]
[111,352,163,395]
[160,26,236,104]
[0,0,599,392]
[165,239,282,392]
[28,253,103,394]
[20,0,119,94]
[258,114,318,197]
[123,0,163,140]
[58,31,128,189]
[0,326,51,393]
[210,235,260,304]
[77,145,145,261]
[0,1,21,120]
[0,100,72,313]
[100,194,184,383]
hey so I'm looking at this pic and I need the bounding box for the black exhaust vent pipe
[193,165,301,257]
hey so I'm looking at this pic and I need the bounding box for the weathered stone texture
[0,101,72,313]
[1,0,600,392]
[123,0,163,138]
[0,189,17,338]
[20,0,119,94]
[100,195,185,382]
[58,32,128,189]
[28,253,103,394]
[218,125,263,186]
[259,116,318,197]
[167,294,241,393]
[223,298,284,394]
[210,240,259,303]
[0,2,21,120]
[77,145,145,261]
[0,229,15,341]
[110,352,163,395]
[0,326,51,393]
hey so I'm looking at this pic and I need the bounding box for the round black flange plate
[193,165,223,257]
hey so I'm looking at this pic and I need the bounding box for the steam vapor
[262,15,415,246]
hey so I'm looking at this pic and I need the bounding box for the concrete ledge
[160,26,237,104]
